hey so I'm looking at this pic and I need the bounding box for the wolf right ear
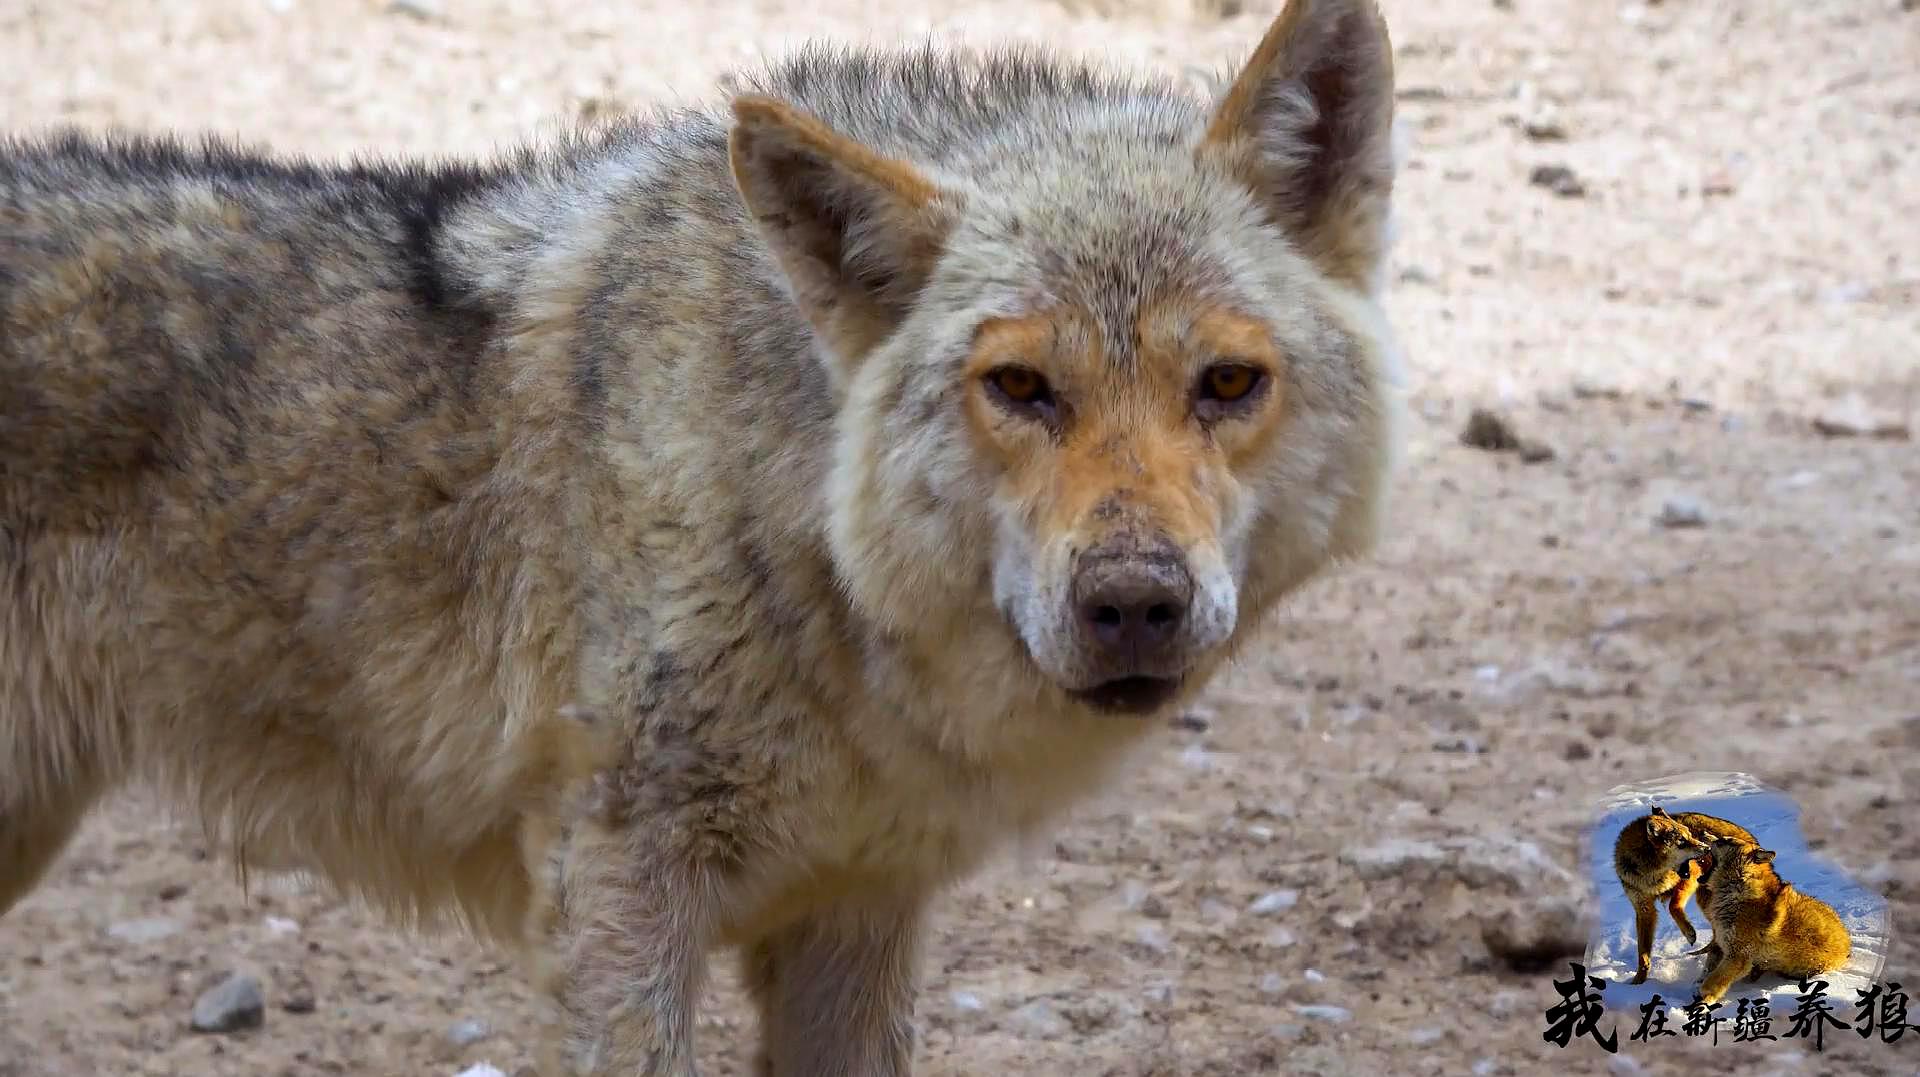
[1649,806,1668,817]
[1198,0,1396,292]
[1751,848,1777,865]
[728,95,959,385]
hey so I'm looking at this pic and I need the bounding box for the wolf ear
[1751,848,1777,864]
[1199,0,1396,292]
[1650,806,1668,817]
[728,95,957,382]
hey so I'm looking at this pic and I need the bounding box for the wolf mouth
[1072,675,1182,715]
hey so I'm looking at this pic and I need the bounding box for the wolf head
[729,0,1403,716]
[1705,836,1778,891]
[1642,807,1711,870]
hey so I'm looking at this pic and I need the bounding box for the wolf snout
[1069,541,1197,700]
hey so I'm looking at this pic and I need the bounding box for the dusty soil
[2,1,1915,1075]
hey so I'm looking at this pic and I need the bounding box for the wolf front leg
[742,896,925,1077]
[1629,893,1658,984]
[533,819,719,1077]
[1696,950,1753,1007]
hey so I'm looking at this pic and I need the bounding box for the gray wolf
[0,0,1405,1071]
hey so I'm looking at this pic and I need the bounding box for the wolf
[1693,836,1851,1006]
[0,0,1404,1072]
[1611,805,1757,984]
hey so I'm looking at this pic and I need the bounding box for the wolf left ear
[1199,0,1397,292]
[728,95,958,384]
[1751,848,1777,864]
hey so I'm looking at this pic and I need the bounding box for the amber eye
[1194,362,1267,422]
[983,365,1058,424]
[1203,364,1260,402]
[991,366,1046,403]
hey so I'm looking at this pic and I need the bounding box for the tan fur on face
[963,298,1285,549]
[960,297,1291,691]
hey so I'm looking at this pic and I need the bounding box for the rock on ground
[190,972,265,1034]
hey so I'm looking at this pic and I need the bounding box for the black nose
[1073,556,1194,667]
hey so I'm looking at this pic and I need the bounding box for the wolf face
[730,0,1402,716]
[1706,836,1778,892]
[1643,808,1711,871]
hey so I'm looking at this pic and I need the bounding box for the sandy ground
[2,1,1917,1074]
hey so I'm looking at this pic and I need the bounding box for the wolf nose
[1074,558,1193,665]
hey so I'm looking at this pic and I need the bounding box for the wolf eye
[983,365,1057,422]
[1204,364,1260,401]
[1195,363,1267,421]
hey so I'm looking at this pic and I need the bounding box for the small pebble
[191,973,265,1034]
[1518,440,1556,464]
[1810,397,1911,440]
[1657,496,1708,529]
[1460,408,1522,452]
[454,1066,507,1077]
[950,990,986,1013]
[1293,1004,1353,1023]
[1010,999,1069,1038]
[1248,889,1300,916]
[1529,164,1587,197]
[447,1018,491,1047]
[1258,972,1286,994]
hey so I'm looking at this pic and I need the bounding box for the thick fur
[1612,806,1756,985]
[0,2,1405,1072]
[1694,837,1852,1006]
